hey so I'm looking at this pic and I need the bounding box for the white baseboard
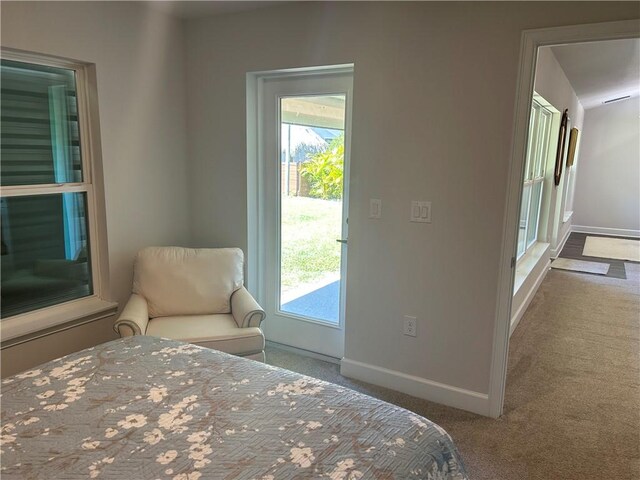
[550,226,572,258]
[266,340,341,365]
[340,358,489,416]
[572,225,640,239]
[510,259,550,337]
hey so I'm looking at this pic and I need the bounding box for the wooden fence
[281,162,311,197]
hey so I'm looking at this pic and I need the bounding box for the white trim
[246,74,261,296]
[341,358,489,416]
[246,72,267,300]
[490,19,640,419]
[1,297,117,345]
[563,211,573,224]
[266,340,341,365]
[0,48,87,71]
[514,241,549,293]
[80,63,111,301]
[510,260,550,337]
[572,225,640,239]
[273,309,343,330]
[0,49,113,331]
[550,223,572,258]
[75,62,110,301]
[0,184,89,197]
[248,66,354,359]
[489,23,537,419]
[249,64,354,82]
[247,64,354,306]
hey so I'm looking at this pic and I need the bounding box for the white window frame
[562,133,579,223]
[517,97,553,259]
[0,49,116,345]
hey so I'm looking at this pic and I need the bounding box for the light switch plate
[369,199,382,218]
[410,201,431,223]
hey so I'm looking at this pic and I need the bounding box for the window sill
[514,242,550,296]
[1,296,118,349]
[563,211,573,224]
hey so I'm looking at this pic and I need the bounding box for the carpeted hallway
[265,262,640,480]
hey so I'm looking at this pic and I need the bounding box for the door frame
[489,19,639,418]
[246,64,354,354]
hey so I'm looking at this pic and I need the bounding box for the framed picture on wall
[554,109,569,186]
[566,127,579,167]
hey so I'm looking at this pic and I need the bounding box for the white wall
[535,47,586,131]
[1,1,191,309]
[510,46,588,336]
[573,98,640,236]
[534,46,585,255]
[1,0,637,409]
[185,1,639,407]
[1,1,191,372]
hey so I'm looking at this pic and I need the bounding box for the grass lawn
[280,195,342,292]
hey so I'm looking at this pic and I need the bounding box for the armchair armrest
[231,286,265,328]
[113,294,149,337]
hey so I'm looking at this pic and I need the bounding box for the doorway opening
[490,20,639,418]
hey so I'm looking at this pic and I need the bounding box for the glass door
[261,70,352,358]
[279,95,346,324]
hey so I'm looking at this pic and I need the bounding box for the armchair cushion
[133,246,244,318]
[145,314,265,356]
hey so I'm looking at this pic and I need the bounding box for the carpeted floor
[265,263,640,480]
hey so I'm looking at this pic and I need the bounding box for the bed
[1,336,468,479]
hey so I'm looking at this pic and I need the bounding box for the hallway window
[517,98,553,258]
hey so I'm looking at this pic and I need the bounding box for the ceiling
[146,0,283,19]
[551,38,640,110]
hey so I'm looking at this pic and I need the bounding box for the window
[517,98,553,258]
[562,132,578,222]
[1,51,113,336]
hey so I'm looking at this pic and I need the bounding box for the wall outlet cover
[369,198,382,218]
[403,315,417,337]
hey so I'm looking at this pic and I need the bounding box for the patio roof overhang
[281,95,345,130]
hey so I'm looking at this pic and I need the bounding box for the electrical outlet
[369,199,382,218]
[403,315,417,337]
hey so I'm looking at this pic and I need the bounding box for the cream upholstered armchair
[114,247,266,361]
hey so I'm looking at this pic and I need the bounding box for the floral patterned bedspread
[1,336,468,479]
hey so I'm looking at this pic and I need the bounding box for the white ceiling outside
[551,38,640,110]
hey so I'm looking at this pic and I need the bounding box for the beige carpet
[583,236,640,262]
[551,257,610,275]
[266,263,640,480]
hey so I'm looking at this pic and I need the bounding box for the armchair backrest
[133,246,244,318]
